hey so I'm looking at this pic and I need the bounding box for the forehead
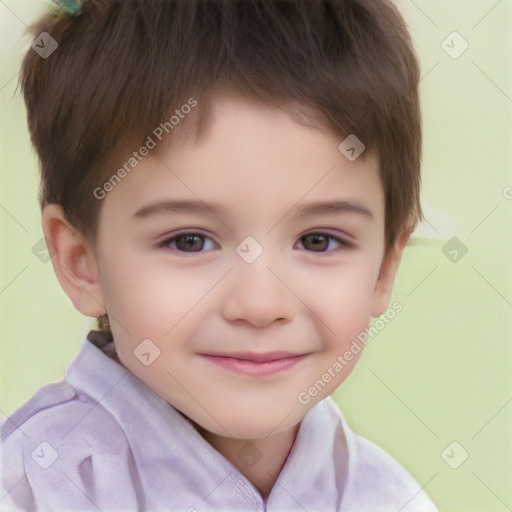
[100,95,384,225]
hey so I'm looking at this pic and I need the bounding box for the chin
[198,405,305,440]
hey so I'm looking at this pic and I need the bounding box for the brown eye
[174,234,205,252]
[297,233,352,252]
[158,233,217,252]
[301,233,329,252]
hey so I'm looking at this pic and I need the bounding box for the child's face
[92,95,396,439]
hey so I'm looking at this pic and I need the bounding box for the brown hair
[21,0,422,332]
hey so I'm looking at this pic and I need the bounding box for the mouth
[199,351,309,377]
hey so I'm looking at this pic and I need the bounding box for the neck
[196,423,301,498]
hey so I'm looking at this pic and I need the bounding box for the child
[1,0,438,510]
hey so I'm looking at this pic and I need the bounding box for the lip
[200,352,308,377]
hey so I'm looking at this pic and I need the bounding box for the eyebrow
[134,199,228,219]
[133,199,373,220]
[293,200,374,220]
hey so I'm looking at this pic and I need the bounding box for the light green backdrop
[1,1,511,511]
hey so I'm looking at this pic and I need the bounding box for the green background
[1,1,511,510]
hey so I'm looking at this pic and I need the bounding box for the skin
[43,95,412,498]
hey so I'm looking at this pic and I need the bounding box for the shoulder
[321,399,438,512]
[1,380,136,512]
[2,379,129,450]
[344,431,438,511]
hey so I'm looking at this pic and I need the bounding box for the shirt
[1,331,438,512]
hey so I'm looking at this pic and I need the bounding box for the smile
[200,352,308,377]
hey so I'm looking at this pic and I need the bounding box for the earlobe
[371,226,413,318]
[42,204,106,317]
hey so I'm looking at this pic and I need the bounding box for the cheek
[309,262,378,346]
[99,256,226,387]
[295,269,376,405]
[100,254,214,332]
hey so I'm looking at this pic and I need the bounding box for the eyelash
[157,231,354,253]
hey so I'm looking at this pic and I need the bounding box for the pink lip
[200,352,308,377]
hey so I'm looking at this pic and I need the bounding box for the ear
[372,225,414,317]
[41,204,106,317]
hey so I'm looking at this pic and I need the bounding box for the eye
[157,231,351,253]
[158,232,217,252]
[296,233,353,253]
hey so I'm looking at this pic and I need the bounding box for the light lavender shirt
[2,332,437,512]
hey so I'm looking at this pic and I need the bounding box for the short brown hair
[21,0,423,331]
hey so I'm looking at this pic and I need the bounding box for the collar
[65,331,352,511]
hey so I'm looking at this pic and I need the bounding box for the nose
[221,256,295,328]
